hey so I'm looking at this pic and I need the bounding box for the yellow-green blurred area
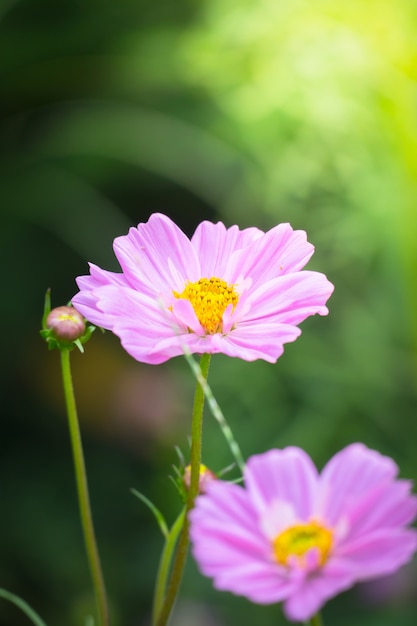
[1,0,417,624]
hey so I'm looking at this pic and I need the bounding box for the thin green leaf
[173,445,185,468]
[182,350,245,474]
[0,588,48,626]
[41,288,51,329]
[152,508,186,625]
[131,489,169,539]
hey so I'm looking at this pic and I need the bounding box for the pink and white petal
[244,448,320,519]
[93,285,167,326]
[130,303,304,363]
[191,484,300,604]
[72,281,120,328]
[191,220,263,278]
[336,528,417,580]
[191,481,264,538]
[190,485,272,571]
[245,272,333,325]
[150,331,231,361]
[283,566,355,622]
[212,561,300,605]
[192,540,267,581]
[170,298,205,335]
[318,443,399,525]
[113,213,200,293]
[71,291,110,329]
[217,322,301,362]
[84,285,186,364]
[77,263,129,289]
[230,223,315,286]
[220,302,236,334]
[260,500,298,541]
[345,480,417,541]
[191,522,268,562]
[73,264,132,325]
[115,328,183,364]
[113,320,212,365]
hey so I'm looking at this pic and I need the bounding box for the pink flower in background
[72,213,334,364]
[189,444,417,622]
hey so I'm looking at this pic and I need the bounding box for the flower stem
[309,612,323,626]
[60,349,110,626]
[155,352,211,626]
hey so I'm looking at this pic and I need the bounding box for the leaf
[0,588,48,626]
[130,489,169,539]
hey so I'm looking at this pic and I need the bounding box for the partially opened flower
[72,213,333,364]
[189,444,417,622]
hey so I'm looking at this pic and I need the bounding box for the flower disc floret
[273,521,333,567]
[72,213,334,364]
[173,277,239,334]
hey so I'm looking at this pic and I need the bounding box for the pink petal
[244,448,319,519]
[191,481,263,537]
[318,443,399,525]
[190,482,299,604]
[72,263,130,327]
[216,322,301,362]
[336,528,417,579]
[170,298,205,335]
[283,566,355,622]
[191,220,263,279]
[245,271,333,325]
[190,484,269,572]
[230,223,315,286]
[346,480,417,540]
[113,213,200,293]
[85,285,185,364]
[212,561,299,604]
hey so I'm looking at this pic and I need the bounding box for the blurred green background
[1,0,417,624]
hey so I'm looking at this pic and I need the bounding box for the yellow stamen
[273,521,333,567]
[173,277,239,334]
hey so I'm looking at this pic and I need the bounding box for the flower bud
[183,463,217,495]
[46,306,86,342]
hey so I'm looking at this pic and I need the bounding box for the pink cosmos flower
[72,213,334,364]
[189,444,417,622]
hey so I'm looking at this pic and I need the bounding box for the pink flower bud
[183,464,217,495]
[46,306,86,342]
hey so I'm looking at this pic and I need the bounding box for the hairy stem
[155,353,211,626]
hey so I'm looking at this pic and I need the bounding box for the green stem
[183,350,245,474]
[0,588,48,626]
[155,353,211,626]
[152,509,186,625]
[308,612,323,626]
[60,349,110,626]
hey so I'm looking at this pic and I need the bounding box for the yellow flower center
[273,521,333,568]
[58,312,79,323]
[173,277,239,334]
